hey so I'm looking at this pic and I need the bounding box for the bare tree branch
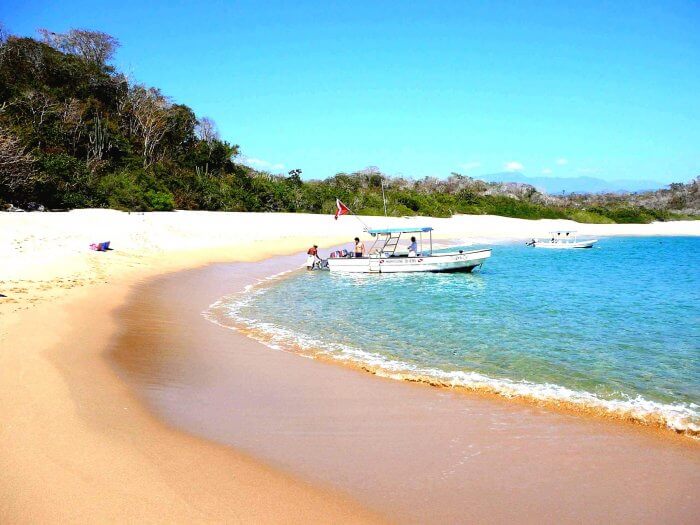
[59,98,85,154]
[126,85,173,168]
[38,28,119,65]
[0,127,39,192]
[195,116,219,144]
[0,22,9,45]
[12,90,57,149]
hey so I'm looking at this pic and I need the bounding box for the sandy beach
[2,210,699,523]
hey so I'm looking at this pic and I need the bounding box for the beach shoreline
[204,238,699,439]
[108,257,699,523]
[211,290,700,439]
[2,210,699,522]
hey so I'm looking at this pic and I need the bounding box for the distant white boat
[326,227,491,273]
[527,231,598,249]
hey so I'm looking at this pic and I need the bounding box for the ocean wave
[204,281,699,438]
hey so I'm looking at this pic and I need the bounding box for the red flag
[334,199,350,220]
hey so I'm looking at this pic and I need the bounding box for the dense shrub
[97,169,174,211]
[34,153,98,208]
[566,210,615,224]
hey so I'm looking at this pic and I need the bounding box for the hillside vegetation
[0,27,697,223]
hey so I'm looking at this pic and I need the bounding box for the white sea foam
[203,279,700,437]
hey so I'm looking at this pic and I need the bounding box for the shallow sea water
[209,237,700,433]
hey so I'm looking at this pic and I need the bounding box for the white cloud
[541,168,553,174]
[459,161,481,171]
[556,158,568,165]
[505,161,524,172]
[240,156,285,171]
[242,157,268,167]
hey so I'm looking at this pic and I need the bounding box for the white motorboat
[527,231,598,249]
[326,227,491,273]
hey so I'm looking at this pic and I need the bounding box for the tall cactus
[87,111,111,168]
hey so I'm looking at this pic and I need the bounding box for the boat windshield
[368,229,433,257]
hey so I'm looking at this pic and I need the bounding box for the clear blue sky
[2,1,699,182]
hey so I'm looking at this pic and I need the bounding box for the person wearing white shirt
[407,236,418,257]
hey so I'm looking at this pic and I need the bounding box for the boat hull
[533,240,597,249]
[327,249,492,274]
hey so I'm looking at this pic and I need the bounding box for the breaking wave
[204,273,699,438]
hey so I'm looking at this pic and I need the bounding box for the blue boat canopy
[367,226,433,236]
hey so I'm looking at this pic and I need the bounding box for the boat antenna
[381,179,388,217]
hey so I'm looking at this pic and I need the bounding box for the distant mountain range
[476,172,667,194]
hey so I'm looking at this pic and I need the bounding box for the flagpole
[349,209,370,232]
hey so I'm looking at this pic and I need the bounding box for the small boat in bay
[326,227,491,273]
[527,230,598,249]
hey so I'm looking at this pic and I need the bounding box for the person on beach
[306,245,320,270]
[407,236,418,257]
[354,237,365,258]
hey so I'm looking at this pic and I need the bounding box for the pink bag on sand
[90,241,111,252]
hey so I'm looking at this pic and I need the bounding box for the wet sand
[0,263,384,523]
[111,255,700,524]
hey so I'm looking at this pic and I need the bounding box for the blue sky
[2,1,699,182]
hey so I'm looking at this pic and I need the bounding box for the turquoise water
[212,237,700,433]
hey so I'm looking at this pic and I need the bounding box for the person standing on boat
[408,236,418,257]
[306,245,320,270]
[354,237,365,258]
